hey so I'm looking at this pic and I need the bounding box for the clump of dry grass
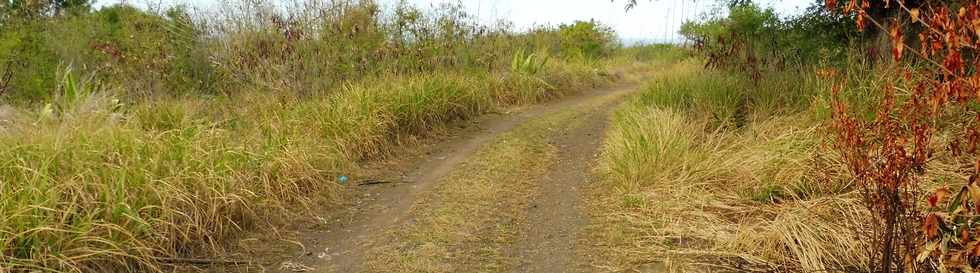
[588,61,869,272]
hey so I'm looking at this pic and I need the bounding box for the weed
[510,49,548,76]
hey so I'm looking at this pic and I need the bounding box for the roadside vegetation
[0,0,659,272]
[590,58,866,272]
[597,0,980,272]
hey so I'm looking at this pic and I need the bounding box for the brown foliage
[829,0,980,272]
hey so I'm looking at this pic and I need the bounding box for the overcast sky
[96,0,816,43]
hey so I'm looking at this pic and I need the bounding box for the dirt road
[260,82,638,273]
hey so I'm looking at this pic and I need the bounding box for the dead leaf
[890,21,904,61]
[924,213,941,238]
[826,0,837,10]
[931,187,952,208]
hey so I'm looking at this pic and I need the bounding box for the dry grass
[587,61,870,273]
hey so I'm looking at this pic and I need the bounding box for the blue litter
[338,175,350,185]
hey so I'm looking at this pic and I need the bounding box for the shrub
[679,2,855,76]
[557,20,616,60]
[510,49,548,76]
[0,4,222,102]
[827,0,980,272]
[1,0,614,103]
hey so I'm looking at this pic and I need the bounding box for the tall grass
[590,60,868,272]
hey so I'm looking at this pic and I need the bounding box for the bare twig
[154,256,268,266]
[358,179,406,186]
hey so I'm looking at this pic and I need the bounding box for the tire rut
[510,92,620,273]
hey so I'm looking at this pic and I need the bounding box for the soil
[508,98,615,273]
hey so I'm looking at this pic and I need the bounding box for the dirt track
[257,82,639,273]
[509,94,614,273]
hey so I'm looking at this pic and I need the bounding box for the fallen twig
[154,256,268,266]
[358,179,407,186]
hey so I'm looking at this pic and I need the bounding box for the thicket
[678,2,857,78]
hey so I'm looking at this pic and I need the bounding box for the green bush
[557,20,616,60]
[0,19,61,102]
[0,4,221,102]
[680,2,856,70]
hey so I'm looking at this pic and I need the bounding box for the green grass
[635,66,744,127]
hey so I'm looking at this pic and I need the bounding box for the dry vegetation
[588,59,870,272]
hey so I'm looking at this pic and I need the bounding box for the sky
[96,0,815,43]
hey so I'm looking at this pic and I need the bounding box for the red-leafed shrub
[829,0,980,272]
